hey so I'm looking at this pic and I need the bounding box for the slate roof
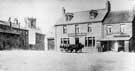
[56,8,108,26]
[103,11,133,24]
[0,20,27,30]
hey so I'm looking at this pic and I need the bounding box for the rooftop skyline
[0,0,135,34]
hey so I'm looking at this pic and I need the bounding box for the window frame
[88,24,92,32]
[120,24,126,34]
[106,25,112,35]
[61,38,70,44]
[63,25,67,34]
[85,37,95,47]
[75,24,79,33]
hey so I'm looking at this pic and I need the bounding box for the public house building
[55,0,135,52]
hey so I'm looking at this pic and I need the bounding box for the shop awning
[97,37,131,41]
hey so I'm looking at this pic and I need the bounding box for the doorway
[75,38,79,44]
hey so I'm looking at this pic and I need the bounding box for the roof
[0,20,27,30]
[103,11,133,24]
[56,8,108,26]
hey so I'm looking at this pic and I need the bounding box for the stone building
[98,11,134,52]
[0,17,45,50]
[55,1,111,52]
[25,18,45,50]
[55,0,135,52]
[0,19,28,50]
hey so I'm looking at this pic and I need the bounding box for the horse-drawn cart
[60,43,84,53]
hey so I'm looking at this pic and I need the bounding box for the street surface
[0,50,135,71]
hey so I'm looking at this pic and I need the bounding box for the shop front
[97,38,130,52]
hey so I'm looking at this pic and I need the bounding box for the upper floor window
[120,24,126,33]
[63,25,67,34]
[66,13,74,21]
[75,24,79,33]
[106,25,112,35]
[89,10,98,19]
[88,24,92,32]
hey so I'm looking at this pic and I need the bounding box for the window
[61,38,70,44]
[88,24,92,32]
[75,24,79,33]
[106,25,112,35]
[63,25,67,34]
[85,37,95,47]
[120,24,126,33]
[89,10,98,19]
[66,13,74,21]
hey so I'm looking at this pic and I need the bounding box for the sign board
[29,30,36,44]
[68,33,87,37]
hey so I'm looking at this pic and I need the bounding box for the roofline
[66,8,106,14]
[103,21,132,25]
[55,21,102,26]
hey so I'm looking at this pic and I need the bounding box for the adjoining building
[25,17,45,50]
[0,17,45,50]
[0,19,28,50]
[98,11,134,52]
[46,27,55,51]
[55,0,135,52]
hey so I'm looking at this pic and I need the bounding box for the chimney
[14,18,19,24]
[133,5,135,16]
[62,7,66,16]
[106,0,111,12]
[8,17,12,27]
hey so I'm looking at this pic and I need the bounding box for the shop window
[106,25,112,35]
[85,37,95,47]
[88,24,92,32]
[61,38,69,44]
[63,25,67,34]
[75,24,79,33]
[120,24,126,33]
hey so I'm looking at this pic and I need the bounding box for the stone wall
[0,24,29,50]
[29,33,45,50]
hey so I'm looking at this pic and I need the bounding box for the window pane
[120,24,125,33]
[75,25,79,33]
[63,26,67,34]
[107,25,112,35]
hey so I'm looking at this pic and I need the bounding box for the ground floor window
[61,38,70,44]
[85,37,95,47]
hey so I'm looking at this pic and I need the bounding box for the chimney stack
[106,0,111,12]
[133,5,135,16]
[62,7,66,16]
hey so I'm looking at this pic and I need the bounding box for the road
[0,50,135,71]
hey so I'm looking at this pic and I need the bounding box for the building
[0,17,45,50]
[98,11,134,52]
[55,0,135,52]
[55,1,111,52]
[0,19,28,50]
[46,27,55,51]
[25,17,45,50]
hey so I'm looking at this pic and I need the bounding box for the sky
[0,0,135,34]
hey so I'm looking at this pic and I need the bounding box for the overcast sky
[0,0,135,34]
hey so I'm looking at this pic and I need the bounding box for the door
[75,38,79,44]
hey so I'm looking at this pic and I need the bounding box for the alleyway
[0,50,135,71]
